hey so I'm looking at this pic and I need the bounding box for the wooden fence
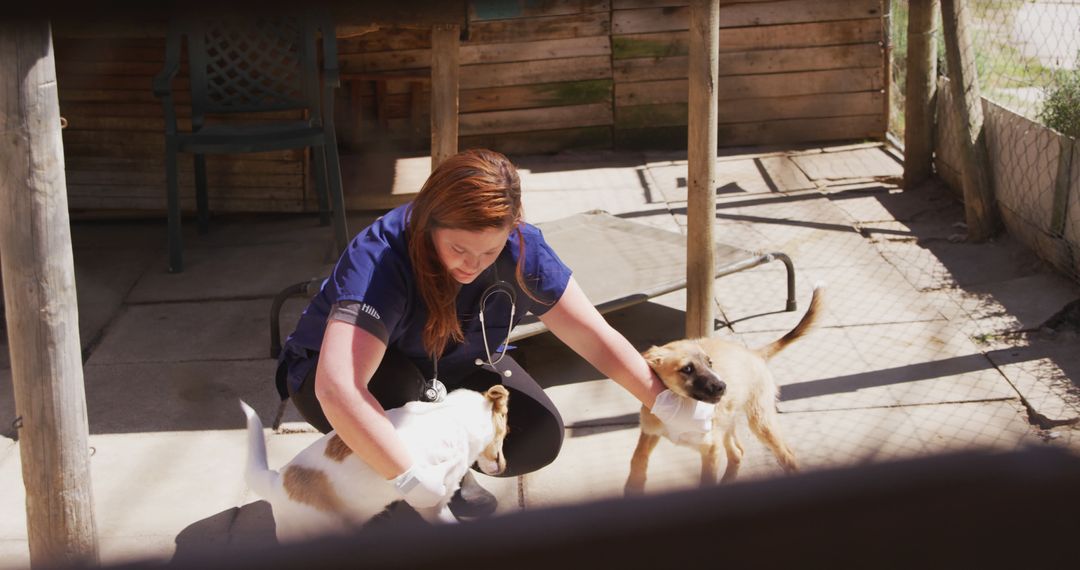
[54,0,888,213]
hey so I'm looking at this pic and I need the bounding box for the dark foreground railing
[105,446,1080,570]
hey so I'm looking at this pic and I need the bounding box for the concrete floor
[1,142,1079,567]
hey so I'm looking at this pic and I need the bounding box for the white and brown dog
[626,285,824,495]
[241,385,509,543]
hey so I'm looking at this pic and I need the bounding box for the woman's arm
[537,277,665,408]
[314,319,412,479]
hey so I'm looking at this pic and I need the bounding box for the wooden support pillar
[940,0,1000,240]
[430,24,459,171]
[904,0,939,189]
[0,20,99,567]
[686,0,719,339]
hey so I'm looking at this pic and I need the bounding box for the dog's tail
[756,283,825,360]
[240,400,280,500]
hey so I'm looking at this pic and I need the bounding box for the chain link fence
[890,0,1080,286]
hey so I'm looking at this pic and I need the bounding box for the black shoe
[448,470,497,520]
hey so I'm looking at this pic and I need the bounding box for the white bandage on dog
[392,463,449,509]
[651,389,715,445]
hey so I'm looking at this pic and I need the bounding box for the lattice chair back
[182,13,322,127]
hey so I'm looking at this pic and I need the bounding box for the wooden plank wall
[54,0,888,213]
[612,0,886,148]
[339,0,614,155]
[55,30,309,213]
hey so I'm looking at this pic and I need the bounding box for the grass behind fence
[889,0,1078,141]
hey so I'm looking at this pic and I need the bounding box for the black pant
[288,348,564,477]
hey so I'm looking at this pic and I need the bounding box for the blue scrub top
[279,203,573,395]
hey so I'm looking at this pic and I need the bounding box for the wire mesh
[883,1,1080,467]
[891,0,1080,287]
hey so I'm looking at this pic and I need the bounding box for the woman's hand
[650,389,715,444]
[392,462,453,509]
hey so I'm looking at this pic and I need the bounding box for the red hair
[406,149,534,359]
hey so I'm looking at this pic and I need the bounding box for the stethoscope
[422,276,517,402]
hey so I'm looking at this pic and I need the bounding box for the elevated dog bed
[506,210,795,342]
[270,210,796,358]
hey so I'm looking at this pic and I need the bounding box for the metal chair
[153,10,349,272]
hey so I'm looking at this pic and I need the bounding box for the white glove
[392,462,450,509]
[650,389,715,445]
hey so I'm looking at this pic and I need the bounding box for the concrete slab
[545,379,642,429]
[522,401,1015,508]
[790,146,904,181]
[521,424,704,508]
[739,327,881,412]
[866,224,962,292]
[87,299,295,365]
[967,273,1080,331]
[824,181,906,224]
[776,401,1035,471]
[1044,424,1080,452]
[81,360,289,434]
[128,240,333,303]
[522,185,656,226]
[102,534,189,567]
[1,430,255,563]
[747,320,1016,412]
[899,400,1041,453]
[920,233,1044,288]
[0,441,26,540]
[70,219,164,251]
[89,431,249,538]
[0,539,29,570]
[839,321,1017,407]
[716,263,942,334]
[672,194,886,269]
[73,247,162,349]
[777,406,923,471]
[518,162,646,194]
[825,178,964,224]
[645,156,815,204]
[987,340,1080,427]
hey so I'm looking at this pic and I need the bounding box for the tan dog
[626,286,823,495]
[242,386,509,542]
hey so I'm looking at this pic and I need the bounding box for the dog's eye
[680,364,694,374]
[706,357,713,368]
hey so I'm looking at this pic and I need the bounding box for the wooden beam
[686,0,718,339]
[904,0,938,188]
[940,0,999,240]
[430,24,460,170]
[0,20,99,567]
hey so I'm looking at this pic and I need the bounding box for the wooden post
[904,0,939,188]
[940,0,999,240]
[430,24,460,171]
[686,0,719,339]
[0,20,100,567]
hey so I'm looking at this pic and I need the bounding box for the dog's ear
[642,346,670,369]
[484,385,510,415]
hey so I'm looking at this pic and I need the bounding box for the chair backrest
[174,11,328,126]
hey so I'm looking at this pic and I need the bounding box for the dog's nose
[706,380,726,397]
[694,377,725,397]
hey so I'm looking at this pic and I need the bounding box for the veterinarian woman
[277,149,714,519]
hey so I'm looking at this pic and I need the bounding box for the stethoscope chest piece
[423,377,447,402]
